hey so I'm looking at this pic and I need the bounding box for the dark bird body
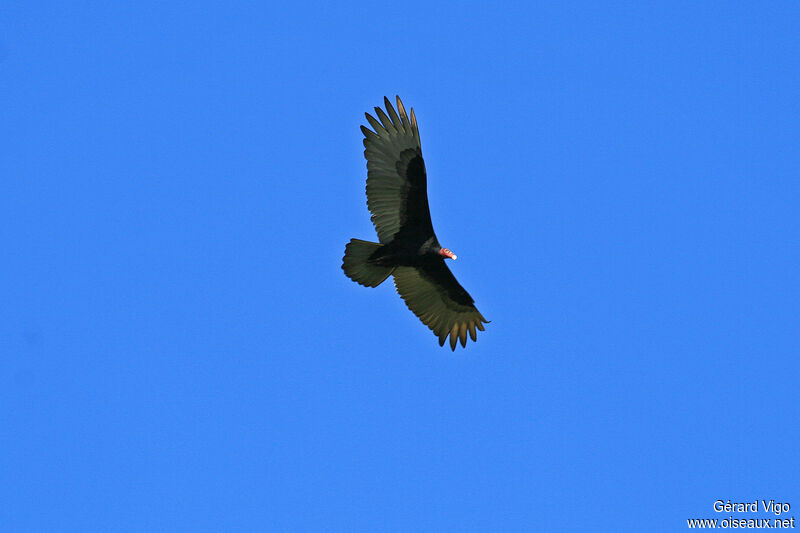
[342,96,488,350]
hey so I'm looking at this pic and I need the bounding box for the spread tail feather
[342,238,394,287]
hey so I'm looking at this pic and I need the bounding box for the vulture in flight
[342,96,488,350]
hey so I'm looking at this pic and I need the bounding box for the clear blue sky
[2,2,798,531]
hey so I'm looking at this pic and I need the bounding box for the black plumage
[342,96,488,350]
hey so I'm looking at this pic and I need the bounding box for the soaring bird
[342,96,488,350]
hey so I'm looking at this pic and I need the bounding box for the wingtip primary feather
[449,324,459,350]
[364,112,387,136]
[383,97,403,132]
[374,106,396,133]
[360,124,376,139]
[395,96,412,131]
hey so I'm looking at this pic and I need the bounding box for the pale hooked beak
[439,248,457,260]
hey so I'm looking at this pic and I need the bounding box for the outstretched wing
[392,262,489,350]
[361,96,434,243]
